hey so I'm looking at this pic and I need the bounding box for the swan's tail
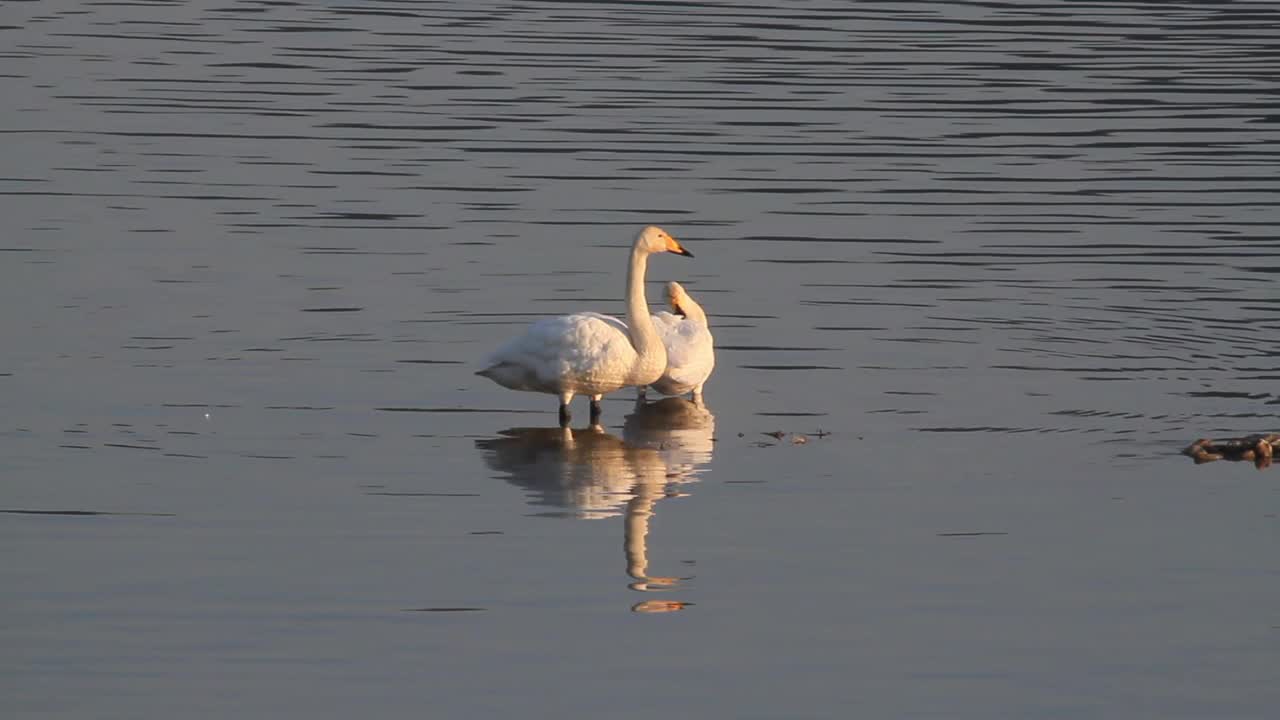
[476,362,540,393]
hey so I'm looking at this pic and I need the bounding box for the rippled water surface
[3,2,1279,718]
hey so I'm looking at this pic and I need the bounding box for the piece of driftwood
[1183,434,1278,469]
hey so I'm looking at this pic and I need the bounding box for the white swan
[641,281,715,402]
[476,226,694,425]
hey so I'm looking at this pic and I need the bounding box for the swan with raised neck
[476,226,694,425]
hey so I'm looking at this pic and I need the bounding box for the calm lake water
[3,1,1278,717]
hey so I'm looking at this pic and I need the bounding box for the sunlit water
[3,2,1278,718]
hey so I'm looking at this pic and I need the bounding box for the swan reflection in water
[476,398,714,613]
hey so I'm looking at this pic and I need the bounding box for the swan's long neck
[679,296,709,326]
[624,248,667,381]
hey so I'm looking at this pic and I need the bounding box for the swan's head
[636,226,693,258]
[666,281,690,317]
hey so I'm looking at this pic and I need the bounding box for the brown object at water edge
[1182,434,1278,469]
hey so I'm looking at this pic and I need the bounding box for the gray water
[3,1,1278,717]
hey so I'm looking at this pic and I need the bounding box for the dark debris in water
[1183,434,1277,470]
[738,427,834,446]
[758,429,832,444]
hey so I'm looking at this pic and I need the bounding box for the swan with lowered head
[642,281,715,402]
[476,226,694,425]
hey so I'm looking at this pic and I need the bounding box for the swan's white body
[478,311,640,398]
[647,282,714,400]
[476,226,693,423]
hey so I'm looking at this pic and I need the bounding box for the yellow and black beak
[666,236,694,258]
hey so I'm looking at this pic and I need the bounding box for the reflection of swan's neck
[625,249,665,382]
[624,482,662,582]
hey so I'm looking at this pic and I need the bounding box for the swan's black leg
[558,403,571,427]
[589,396,603,424]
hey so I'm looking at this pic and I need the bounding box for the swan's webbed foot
[589,396,602,424]
[558,403,571,427]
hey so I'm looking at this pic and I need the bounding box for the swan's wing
[578,312,628,335]
[652,311,683,338]
[653,311,696,367]
[553,313,635,370]
[655,319,715,385]
[479,313,635,392]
